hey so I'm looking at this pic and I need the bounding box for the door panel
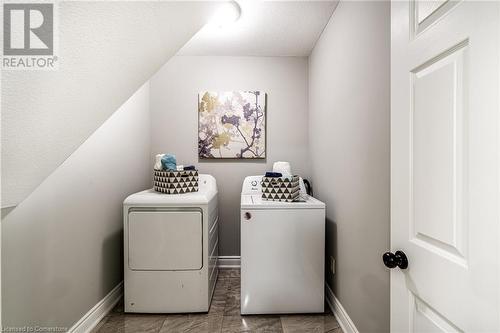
[416,1,446,24]
[411,42,468,264]
[411,0,461,36]
[391,1,500,332]
[411,294,462,333]
[128,210,202,270]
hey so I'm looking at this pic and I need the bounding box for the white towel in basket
[273,161,292,178]
[154,154,165,170]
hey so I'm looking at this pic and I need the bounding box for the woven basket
[153,170,199,194]
[261,175,300,202]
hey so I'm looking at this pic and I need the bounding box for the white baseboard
[325,283,359,333]
[69,282,123,333]
[218,256,241,268]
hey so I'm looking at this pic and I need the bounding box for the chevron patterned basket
[153,170,199,194]
[261,175,300,202]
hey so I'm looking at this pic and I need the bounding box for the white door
[391,1,500,332]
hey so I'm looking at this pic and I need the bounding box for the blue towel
[265,172,282,178]
[161,154,177,171]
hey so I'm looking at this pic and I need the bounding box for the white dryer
[240,175,325,314]
[123,174,218,313]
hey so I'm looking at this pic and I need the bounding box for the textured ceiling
[178,0,339,57]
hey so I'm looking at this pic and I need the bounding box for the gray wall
[150,56,310,256]
[2,83,151,329]
[309,2,390,332]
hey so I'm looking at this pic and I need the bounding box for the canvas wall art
[198,91,266,159]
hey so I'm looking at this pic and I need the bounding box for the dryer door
[128,209,203,271]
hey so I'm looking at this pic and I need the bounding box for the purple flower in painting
[199,136,215,158]
[198,139,211,158]
[243,103,253,121]
[198,125,216,158]
[221,114,241,127]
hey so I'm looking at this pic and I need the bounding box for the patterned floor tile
[159,313,223,333]
[95,313,166,333]
[209,299,227,317]
[223,293,241,316]
[328,328,343,333]
[221,315,283,333]
[218,269,240,279]
[187,313,224,333]
[280,314,340,333]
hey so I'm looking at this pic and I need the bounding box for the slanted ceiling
[1,1,220,207]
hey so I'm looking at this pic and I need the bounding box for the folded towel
[176,165,184,171]
[273,161,292,178]
[265,172,282,178]
[161,154,177,171]
[183,165,196,171]
[154,154,165,170]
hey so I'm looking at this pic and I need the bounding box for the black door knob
[382,250,408,269]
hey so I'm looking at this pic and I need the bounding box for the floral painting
[198,91,266,159]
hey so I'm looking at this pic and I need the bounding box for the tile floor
[92,269,342,333]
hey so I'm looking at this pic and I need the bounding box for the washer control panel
[241,176,263,195]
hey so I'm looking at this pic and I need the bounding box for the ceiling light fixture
[210,1,241,28]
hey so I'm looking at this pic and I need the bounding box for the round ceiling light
[210,1,241,28]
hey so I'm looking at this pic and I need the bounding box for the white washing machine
[123,174,218,313]
[240,175,325,314]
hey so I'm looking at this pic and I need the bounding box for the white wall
[150,56,309,255]
[309,2,390,332]
[1,1,218,208]
[2,83,151,329]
